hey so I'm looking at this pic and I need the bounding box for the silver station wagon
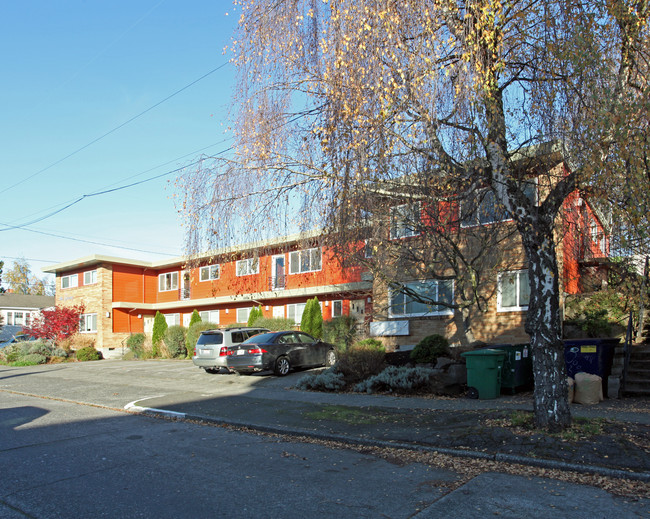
[192,327,269,374]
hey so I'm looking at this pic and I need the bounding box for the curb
[130,405,650,483]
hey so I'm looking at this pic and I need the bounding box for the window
[164,313,181,326]
[497,270,530,312]
[390,203,421,239]
[61,274,78,289]
[200,265,220,281]
[83,270,97,285]
[236,258,259,277]
[388,280,454,317]
[461,183,537,227]
[158,272,179,292]
[199,310,220,324]
[236,307,251,323]
[79,313,97,333]
[287,302,306,324]
[289,248,322,274]
[332,300,343,318]
[364,239,374,258]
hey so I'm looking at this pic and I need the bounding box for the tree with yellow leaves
[178,0,649,431]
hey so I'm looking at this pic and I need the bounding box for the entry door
[272,255,285,290]
[143,317,154,334]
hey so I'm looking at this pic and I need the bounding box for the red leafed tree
[25,305,85,343]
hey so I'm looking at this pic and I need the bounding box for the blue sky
[0,1,239,288]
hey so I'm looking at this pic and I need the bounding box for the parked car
[0,331,37,349]
[192,327,269,374]
[226,331,337,376]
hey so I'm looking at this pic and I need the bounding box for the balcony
[269,275,286,291]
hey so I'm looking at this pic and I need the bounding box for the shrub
[322,316,358,351]
[52,348,69,358]
[336,344,386,382]
[189,309,202,328]
[300,297,323,338]
[28,340,55,357]
[58,334,95,351]
[12,353,47,366]
[164,325,187,358]
[354,338,385,351]
[295,368,346,391]
[186,321,218,358]
[127,333,147,358]
[151,312,168,357]
[247,306,263,326]
[410,334,450,364]
[354,366,436,394]
[76,346,103,362]
[251,316,295,331]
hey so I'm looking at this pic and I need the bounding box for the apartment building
[43,232,372,354]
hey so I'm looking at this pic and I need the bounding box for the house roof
[0,293,55,310]
[42,229,323,274]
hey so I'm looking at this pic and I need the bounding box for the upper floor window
[236,258,259,277]
[390,203,421,239]
[61,274,78,289]
[389,279,454,318]
[289,248,322,274]
[83,270,97,285]
[79,313,97,333]
[461,182,537,227]
[497,270,530,312]
[158,272,179,292]
[200,265,220,281]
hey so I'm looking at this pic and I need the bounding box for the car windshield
[241,332,276,344]
[196,333,224,346]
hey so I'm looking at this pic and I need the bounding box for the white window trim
[79,313,98,333]
[199,310,220,324]
[388,280,454,318]
[390,203,421,239]
[61,274,78,290]
[236,307,251,323]
[83,270,97,285]
[199,264,220,281]
[164,313,181,326]
[497,270,530,312]
[236,258,259,277]
[461,181,538,228]
[332,300,343,318]
[288,248,322,275]
[158,272,179,292]
[287,302,306,324]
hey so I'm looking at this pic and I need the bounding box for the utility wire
[0,61,230,196]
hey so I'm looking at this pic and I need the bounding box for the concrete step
[623,383,650,396]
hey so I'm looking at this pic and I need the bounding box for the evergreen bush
[295,368,346,391]
[186,321,218,358]
[75,347,103,362]
[250,316,295,331]
[410,334,450,364]
[126,333,146,358]
[189,309,202,328]
[28,340,54,357]
[336,344,386,382]
[247,306,263,326]
[300,297,323,338]
[354,338,385,351]
[353,366,435,394]
[53,348,69,358]
[164,325,187,358]
[151,311,168,357]
[322,316,358,351]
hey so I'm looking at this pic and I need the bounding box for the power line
[0,61,230,196]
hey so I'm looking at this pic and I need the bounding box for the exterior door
[181,270,191,300]
[271,255,285,290]
[143,316,154,335]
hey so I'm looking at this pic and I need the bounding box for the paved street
[0,360,648,518]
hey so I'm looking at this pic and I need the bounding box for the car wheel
[204,368,220,374]
[274,356,291,376]
[325,349,337,367]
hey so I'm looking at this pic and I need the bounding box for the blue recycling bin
[564,338,619,397]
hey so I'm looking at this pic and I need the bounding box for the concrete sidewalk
[126,381,650,482]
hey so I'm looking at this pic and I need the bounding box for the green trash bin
[485,344,533,394]
[461,349,507,399]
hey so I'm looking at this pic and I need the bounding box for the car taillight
[248,348,267,354]
[219,347,228,356]
[226,350,234,356]
[193,348,197,356]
